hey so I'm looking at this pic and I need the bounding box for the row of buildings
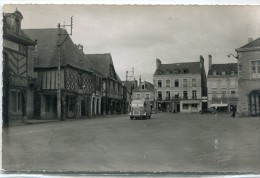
[131,40,260,117]
[3,10,129,126]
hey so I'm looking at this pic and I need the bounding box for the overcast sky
[3,5,260,82]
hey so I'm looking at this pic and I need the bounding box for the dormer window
[174,68,180,74]
[231,70,235,75]
[15,18,21,34]
[213,70,217,76]
[166,69,172,74]
[183,68,189,74]
[222,71,226,75]
[141,84,145,90]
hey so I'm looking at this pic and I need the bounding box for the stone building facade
[235,38,260,117]
[153,56,207,113]
[207,55,238,112]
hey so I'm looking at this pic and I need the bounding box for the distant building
[153,56,207,113]
[207,55,238,112]
[132,80,155,101]
[235,38,260,117]
[24,28,102,120]
[3,10,36,126]
[122,79,138,112]
[86,53,127,115]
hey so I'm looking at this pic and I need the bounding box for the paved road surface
[2,113,260,172]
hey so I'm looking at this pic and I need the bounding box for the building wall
[207,75,238,108]
[153,74,202,100]
[132,91,154,101]
[237,49,260,116]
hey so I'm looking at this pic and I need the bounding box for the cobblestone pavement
[2,113,260,173]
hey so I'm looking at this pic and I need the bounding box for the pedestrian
[232,105,237,118]
[231,105,234,118]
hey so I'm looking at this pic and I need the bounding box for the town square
[2,4,260,174]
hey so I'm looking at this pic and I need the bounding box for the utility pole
[57,16,73,120]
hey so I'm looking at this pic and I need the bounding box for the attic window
[231,70,235,75]
[222,71,226,75]
[157,70,163,75]
[183,68,189,74]
[142,84,145,90]
[213,70,217,76]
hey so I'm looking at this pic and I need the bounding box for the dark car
[199,108,217,114]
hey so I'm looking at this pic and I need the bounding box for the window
[231,70,235,75]
[183,91,188,99]
[158,80,162,88]
[174,92,179,99]
[11,90,22,113]
[222,71,226,75]
[212,91,217,98]
[192,90,197,99]
[191,104,197,108]
[166,80,170,87]
[142,84,145,90]
[136,93,140,99]
[222,91,227,98]
[183,104,189,109]
[145,93,150,99]
[213,70,217,76]
[175,79,179,87]
[166,91,171,100]
[192,79,196,87]
[251,60,260,78]
[158,91,162,100]
[183,79,188,87]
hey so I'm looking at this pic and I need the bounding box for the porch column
[88,96,93,117]
[94,97,97,116]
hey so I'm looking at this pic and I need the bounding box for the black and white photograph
[1,3,260,177]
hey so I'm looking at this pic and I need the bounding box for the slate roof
[133,81,154,92]
[85,53,121,82]
[24,28,86,69]
[237,38,260,51]
[208,63,238,76]
[154,61,201,75]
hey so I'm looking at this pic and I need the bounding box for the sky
[3,5,260,83]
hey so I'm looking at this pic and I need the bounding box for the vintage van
[129,99,152,120]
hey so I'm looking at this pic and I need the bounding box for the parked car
[199,108,217,114]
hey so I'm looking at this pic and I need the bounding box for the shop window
[183,104,189,109]
[45,96,51,112]
[191,104,197,108]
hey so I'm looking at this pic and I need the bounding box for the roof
[208,63,238,76]
[154,61,201,75]
[122,80,138,92]
[3,11,35,46]
[85,53,121,82]
[133,81,154,92]
[236,38,260,52]
[24,28,86,69]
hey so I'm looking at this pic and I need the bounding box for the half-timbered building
[3,10,36,126]
[86,54,127,115]
[24,28,102,120]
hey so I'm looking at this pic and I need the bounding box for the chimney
[139,75,141,87]
[248,38,253,43]
[200,55,204,69]
[156,58,161,69]
[208,55,212,70]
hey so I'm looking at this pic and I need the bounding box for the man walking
[231,105,236,118]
